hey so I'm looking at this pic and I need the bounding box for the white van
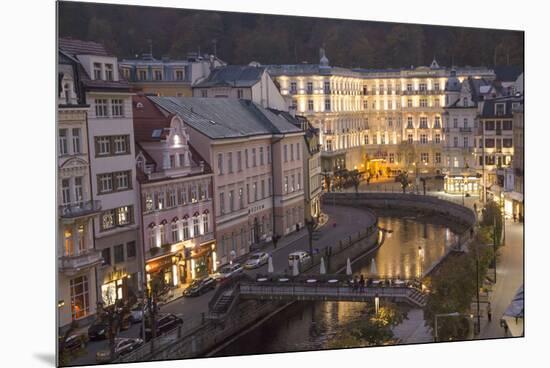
[288,251,311,268]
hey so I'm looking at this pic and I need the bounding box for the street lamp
[418,245,425,278]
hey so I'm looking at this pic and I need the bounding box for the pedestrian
[487,306,492,322]
[296,223,300,233]
[359,274,365,293]
[353,276,359,293]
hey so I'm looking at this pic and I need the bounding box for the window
[363,100,368,110]
[171,222,179,242]
[95,99,108,117]
[102,248,111,266]
[485,121,495,130]
[201,90,207,98]
[126,241,136,258]
[408,134,413,144]
[260,147,264,165]
[116,206,132,226]
[495,103,506,116]
[252,148,257,167]
[175,70,184,80]
[421,152,429,163]
[113,136,129,154]
[435,134,441,144]
[193,216,200,236]
[167,190,176,208]
[227,152,233,173]
[219,192,225,215]
[407,117,413,129]
[485,138,495,148]
[98,174,113,193]
[503,138,513,148]
[244,149,249,168]
[268,177,272,196]
[407,99,413,108]
[217,153,224,174]
[159,224,166,245]
[325,99,331,111]
[96,136,110,156]
[284,145,288,162]
[296,143,300,160]
[324,81,331,94]
[419,83,426,91]
[71,128,81,154]
[453,118,458,128]
[420,134,428,144]
[503,120,513,130]
[463,137,469,148]
[290,144,294,161]
[154,70,162,81]
[182,220,189,240]
[297,173,301,190]
[261,180,266,198]
[237,151,242,171]
[291,175,295,192]
[453,137,458,147]
[111,99,124,117]
[434,82,440,91]
[290,82,297,94]
[307,82,313,94]
[420,99,428,107]
[285,176,289,193]
[239,188,244,209]
[138,70,147,80]
[203,214,209,234]
[420,117,428,129]
[254,182,258,201]
[434,116,441,129]
[61,179,71,204]
[308,100,314,111]
[229,190,234,212]
[59,129,68,155]
[101,210,115,231]
[74,177,83,204]
[389,153,395,163]
[93,63,102,80]
[114,244,124,263]
[267,146,271,164]
[434,99,440,107]
[435,152,441,164]
[70,276,90,320]
[237,89,243,99]
[463,118,469,128]
[364,134,369,145]
[115,171,130,190]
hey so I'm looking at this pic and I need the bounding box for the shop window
[70,276,89,320]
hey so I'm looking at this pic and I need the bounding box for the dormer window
[175,70,184,80]
[93,63,102,80]
[495,103,506,116]
[139,70,147,80]
[64,83,71,104]
[105,64,114,81]
[154,70,162,81]
[463,97,468,106]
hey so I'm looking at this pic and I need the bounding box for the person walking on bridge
[359,275,365,293]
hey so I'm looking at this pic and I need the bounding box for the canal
[214,215,459,356]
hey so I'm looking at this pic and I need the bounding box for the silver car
[244,252,269,269]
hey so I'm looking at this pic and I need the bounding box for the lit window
[70,276,90,320]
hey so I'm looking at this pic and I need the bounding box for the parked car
[212,263,244,281]
[129,303,150,323]
[143,314,183,341]
[183,277,216,297]
[59,333,88,354]
[95,337,144,362]
[288,251,311,268]
[244,252,269,269]
[87,319,110,341]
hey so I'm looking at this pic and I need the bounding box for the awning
[505,191,523,202]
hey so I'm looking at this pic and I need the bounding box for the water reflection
[215,216,457,356]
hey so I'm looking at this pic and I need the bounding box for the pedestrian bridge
[238,280,427,307]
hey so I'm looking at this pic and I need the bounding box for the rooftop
[194,65,265,88]
[58,37,110,57]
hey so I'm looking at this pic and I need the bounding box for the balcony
[459,127,472,133]
[59,249,103,276]
[59,200,102,220]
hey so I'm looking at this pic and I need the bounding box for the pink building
[133,96,215,289]
[150,97,305,266]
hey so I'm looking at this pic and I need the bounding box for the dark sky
[58,1,524,69]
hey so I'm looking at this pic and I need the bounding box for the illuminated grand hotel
[267,50,495,182]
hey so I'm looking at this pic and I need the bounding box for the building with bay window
[57,50,102,330]
[59,38,142,310]
[133,95,215,290]
[149,96,305,267]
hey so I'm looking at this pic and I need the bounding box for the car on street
[183,277,216,297]
[87,319,110,341]
[244,252,269,269]
[288,251,311,268]
[143,313,183,341]
[59,333,88,354]
[95,337,144,362]
[212,263,244,281]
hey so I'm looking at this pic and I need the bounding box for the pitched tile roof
[194,65,265,88]
[58,38,110,57]
[148,96,302,139]
[132,95,172,142]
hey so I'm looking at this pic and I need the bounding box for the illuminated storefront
[444,174,480,195]
[100,267,137,306]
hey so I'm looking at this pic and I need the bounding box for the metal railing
[59,200,102,218]
[59,249,103,273]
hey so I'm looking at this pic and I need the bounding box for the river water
[214,216,458,356]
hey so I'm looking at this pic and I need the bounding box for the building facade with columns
[149,97,305,266]
[266,51,495,182]
[133,95,216,290]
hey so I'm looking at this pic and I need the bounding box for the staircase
[407,288,427,307]
[211,291,235,314]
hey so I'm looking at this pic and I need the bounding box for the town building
[442,74,491,194]
[119,52,225,97]
[59,38,142,309]
[192,64,287,111]
[132,95,216,290]
[475,94,523,211]
[57,50,102,330]
[149,97,305,266]
[510,100,524,220]
[266,50,495,184]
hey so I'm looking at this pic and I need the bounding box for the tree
[481,201,503,245]
[396,172,409,193]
